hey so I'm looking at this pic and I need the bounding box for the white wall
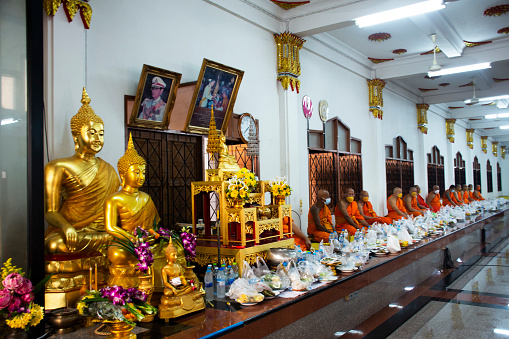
[43,1,509,234]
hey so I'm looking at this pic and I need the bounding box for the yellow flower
[230,190,238,198]
[240,191,246,198]
[6,313,31,329]
[29,304,44,327]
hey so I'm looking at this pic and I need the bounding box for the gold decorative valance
[492,141,499,157]
[481,136,488,154]
[466,129,474,149]
[43,0,92,29]
[446,119,456,143]
[501,146,506,159]
[274,32,305,93]
[416,104,429,134]
[368,78,386,119]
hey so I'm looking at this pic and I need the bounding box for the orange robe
[307,205,333,243]
[469,191,478,201]
[385,197,407,221]
[463,191,470,204]
[454,193,464,205]
[417,195,430,209]
[408,196,424,217]
[335,201,365,236]
[361,201,393,225]
[283,216,307,251]
[442,191,457,207]
[475,190,485,201]
[429,192,442,212]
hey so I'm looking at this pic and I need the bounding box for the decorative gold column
[446,119,456,143]
[492,141,498,157]
[501,146,506,159]
[481,136,488,154]
[43,0,92,29]
[274,32,305,93]
[416,104,429,134]
[466,129,474,149]
[368,79,386,119]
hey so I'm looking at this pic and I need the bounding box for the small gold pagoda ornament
[481,136,488,154]
[206,106,221,154]
[492,141,498,157]
[446,119,456,143]
[501,146,506,159]
[368,79,386,119]
[466,129,475,149]
[43,0,92,29]
[274,32,305,93]
[416,104,429,134]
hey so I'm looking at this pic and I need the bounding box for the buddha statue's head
[117,134,146,189]
[164,238,178,264]
[70,88,104,155]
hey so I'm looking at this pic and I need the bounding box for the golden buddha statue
[104,134,161,288]
[159,238,204,320]
[44,88,120,309]
[218,131,240,171]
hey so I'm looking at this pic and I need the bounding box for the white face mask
[324,198,331,205]
[451,189,455,192]
[434,190,439,194]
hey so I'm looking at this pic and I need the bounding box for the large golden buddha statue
[104,134,160,288]
[44,88,120,309]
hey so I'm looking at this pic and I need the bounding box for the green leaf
[33,274,53,296]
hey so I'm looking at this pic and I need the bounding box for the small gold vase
[107,321,136,339]
[275,195,286,205]
[138,273,154,323]
[231,198,244,209]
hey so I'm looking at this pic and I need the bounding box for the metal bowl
[267,248,297,268]
[47,307,80,334]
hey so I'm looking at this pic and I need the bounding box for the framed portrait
[185,59,244,134]
[129,64,181,130]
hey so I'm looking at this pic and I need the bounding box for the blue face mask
[324,198,331,205]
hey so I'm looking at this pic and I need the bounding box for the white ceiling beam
[469,120,509,129]
[493,135,509,142]
[482,129,509,137]
[422,86,509,105]
[288,0,423,37]
[410,11,464,58]
[449,106,505,119]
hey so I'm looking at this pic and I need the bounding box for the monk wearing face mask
[443,185,459,207]
[334,188,370,236]
[403,186,425,217]
[307,189,334,243]
[357,190,393,225]
[385,187,410,221]
[426,185,442,212]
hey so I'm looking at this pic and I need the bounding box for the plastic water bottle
[212,264,218,295]
[226,265,234,293]
[296,247,303,262]
[232,262,239,279]
[204,268,214,301]
[217,267,226,298]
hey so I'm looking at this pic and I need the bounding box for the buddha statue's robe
[417,195,430,209]
[335,201,365,236]
[45,158,120,254]
[361,201,393,225]
[428,192,442,212]
[408,196,425,218]
[307,205,333,243]
[118,196,160,233]
[385,197,407,221]
[283,216,307,251]
[463,191,471,204]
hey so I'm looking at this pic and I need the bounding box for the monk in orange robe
[468,184,478,201]
[308,189,334,243]
[442,185,459,207]
[414,185,430,210]
[283,217,311,251]
[403,186,425,217]
[357,190,393,225]
[335,188,370,236]
[426,185,442,212]
[462,184,471,204]
[453,184,464,205]
[474,185,485,201]
[385,187,410,222]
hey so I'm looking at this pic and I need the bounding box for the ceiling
[245,0,509,145]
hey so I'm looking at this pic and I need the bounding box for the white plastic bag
[386,234,401,253]
[242,260,259,284]
[253,256,270,277]
[366,229,377,246]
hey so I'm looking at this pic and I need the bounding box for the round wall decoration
[319,100,328,122]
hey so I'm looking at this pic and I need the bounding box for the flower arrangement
[157,225,197,266]
[77,285,157,326]
[0,259,46,331]
[226,168,257,202]
[269,176,292,197]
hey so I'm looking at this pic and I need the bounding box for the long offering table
[138,207,509,338]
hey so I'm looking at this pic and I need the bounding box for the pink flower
[2,273,24,291]
[0,289,12,309]
[21,292,34,304]
[8,296,22,313]
[16,278,33,295]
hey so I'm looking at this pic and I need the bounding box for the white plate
[319,276,339,281]
[239,302,259,306]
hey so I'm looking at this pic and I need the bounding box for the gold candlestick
[89,267,92,291]
[94,264,98,291]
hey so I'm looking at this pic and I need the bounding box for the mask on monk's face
[362,197,369,202]
[397,193,403,198]
[451,189,455,192]
[324,198,331,205]
[411,192,417,197]
[434,190,439,194]
[346,197,354,203]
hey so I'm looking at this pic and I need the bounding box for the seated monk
[454,184,464,205]
[357,190,393,225]
[283,217,312,251]
[308,189,334,242]
[403,186,425,217]
[462,184,471,204]
[335,188,370,236]
[474,185,485,201]
[442,185,459,207]
[44,88,120,255]
[468,184,478,201]
[414,185,430,210]
[385,187,410,222]
[426,185,442,213]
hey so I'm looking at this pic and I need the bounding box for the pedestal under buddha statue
[159,239,204,320]
[104,134,161,289]
[44,88,120,309]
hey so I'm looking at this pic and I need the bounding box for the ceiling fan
[428,34,443,73]
[464,77,479,105]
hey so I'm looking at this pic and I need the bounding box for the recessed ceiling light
[498,113,509,118]
[485,114,497,119]
[355,0,445,28]
[404,287,414,291]
[499,125,509,130]
[428,62,491,77]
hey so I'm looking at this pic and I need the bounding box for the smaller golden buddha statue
[104,134,161,288]
[158,239,204,320]
[218,131,240,171]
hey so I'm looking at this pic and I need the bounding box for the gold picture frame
[129,64,182,130]
[185,59,244,134]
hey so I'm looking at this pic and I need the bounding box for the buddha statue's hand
[62,224,78,252]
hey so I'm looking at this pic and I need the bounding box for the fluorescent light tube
[0,118,18,126]
[479,95,509,102]
[485,114,497,119]
[499,125,509,130]
[498,113,509,118]
[355,0,445,28]
[428,62,491,77]
[494,329,509,336]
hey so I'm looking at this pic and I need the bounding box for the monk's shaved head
[433,185,440,191]
[317,189,330,200]
[360,190,369,198]
[409,187,417,193]
[345,188,355,197]
[393,187,402,195]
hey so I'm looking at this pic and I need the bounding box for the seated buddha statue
[159,238,205,320]
[218,131,240,171]
[104,134,161,288]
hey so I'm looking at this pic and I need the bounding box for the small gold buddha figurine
[158,238,204,320]
[104,134,161,288]
[218,131,240,171]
